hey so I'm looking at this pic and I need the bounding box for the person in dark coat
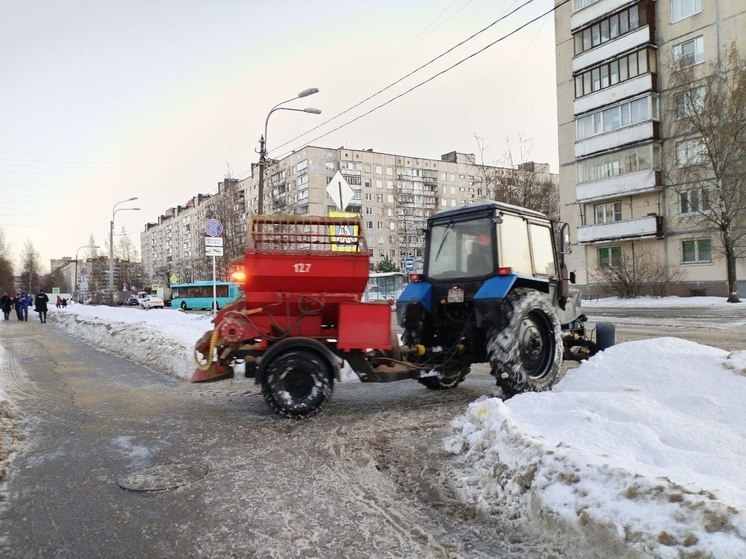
[0,292,11,320]
[13,292,23,321]
[35,290,50,323]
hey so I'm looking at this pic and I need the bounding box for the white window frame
[681,238,712,264]
[670,0,701,23]
[598,246,622,267]
[675,138,706,168]
[679,187,710,215]
[594,201,622,224]
[672,36,704,67]
[675,86,705,118]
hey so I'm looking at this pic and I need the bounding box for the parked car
[124,296,140,306]
[140,295,164,309]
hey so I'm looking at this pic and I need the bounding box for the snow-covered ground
[2,299,746,558]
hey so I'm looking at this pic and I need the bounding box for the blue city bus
[170,281,242,310]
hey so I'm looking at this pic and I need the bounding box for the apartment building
[140,146,557,283]
[555,0,746,297]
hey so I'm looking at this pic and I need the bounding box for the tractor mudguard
[473,275,552,328]
[255,337,341,385]
[397,281,433,313]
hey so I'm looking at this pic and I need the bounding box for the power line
[406,0,461,48]
[276,0,569,160]
[270,0,537,156]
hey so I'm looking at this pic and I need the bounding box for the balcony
[576,169,660,203]
[574,73,655,115]
[577,214,663,243]
[571,0,635,30]
[573,27,653,72]
[575,121,657,158]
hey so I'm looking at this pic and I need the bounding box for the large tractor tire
[487,289,563,398]
[261,349,333,419]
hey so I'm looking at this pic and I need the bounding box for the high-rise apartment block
[140,146,557,284]
[555,0,745,297]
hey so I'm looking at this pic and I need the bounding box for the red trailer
[193,214,418,418]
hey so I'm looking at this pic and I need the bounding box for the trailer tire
[596,322,616,351]
[487,289,563,398]
[261,349,333,419]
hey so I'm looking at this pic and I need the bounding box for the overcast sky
[0,0,558,272]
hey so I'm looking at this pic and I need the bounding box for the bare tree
[0,228,14,291]
[203,179,246,280]
[20,240,40,293]
[590,247,685,299]
[666,44,746,302]
[475,134,560,221]
[116,226,142,291]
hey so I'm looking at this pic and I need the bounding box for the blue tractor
[396,201,613,397]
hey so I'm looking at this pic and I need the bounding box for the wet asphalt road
[0,320,562,559]
[1,303,743,558]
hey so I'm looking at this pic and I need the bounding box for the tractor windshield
[426,216,495,280]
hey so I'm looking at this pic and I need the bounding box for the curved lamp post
[257,87,321,214]
[74,244,99,302]
[109,197,140,305]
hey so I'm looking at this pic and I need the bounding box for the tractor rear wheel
[487,289,563,398]
[261,349,333,419]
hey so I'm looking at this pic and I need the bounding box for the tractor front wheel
[487,289,563,398]
[261,349,333,419]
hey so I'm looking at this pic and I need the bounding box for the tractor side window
[498,214,532,275]
[529,224,557,276]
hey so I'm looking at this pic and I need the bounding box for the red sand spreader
[192,214,418,418]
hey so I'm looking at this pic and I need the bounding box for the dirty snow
[2,300,746,557]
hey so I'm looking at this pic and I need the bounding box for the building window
[676,138,706,167]
[671,0,701,22]
[682,239,711,263]
[576,95,658,140]
[598,246,622,267]
[574,48,655,98]
[573,0,600,11]
[573,3,645,55]
[672,36,704,67]
[675,86,704,118]
[576,143,660,184]
[595,201,622,224]
[680,187,710,214]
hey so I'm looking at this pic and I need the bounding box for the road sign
[404,257,415,272]
[205,245,224,257]
[204,218,224,237]
[326,171,354,211]
[204,236,224,247]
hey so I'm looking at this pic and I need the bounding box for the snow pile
[445,338,746,559]
[48,304,212,380]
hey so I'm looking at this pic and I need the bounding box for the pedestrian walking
[20,291,31,321]
[35,290,49,323]
[56,295,62,309]
[14,292,23,321]
[1,292,11,320]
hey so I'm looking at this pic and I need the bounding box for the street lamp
[109,197,140,305]
[257,87,321,214]
[74,244,99,303]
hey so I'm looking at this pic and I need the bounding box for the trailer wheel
[261,349,333,419]
[487,289,563,398]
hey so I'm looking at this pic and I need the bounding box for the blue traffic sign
[204,218,224,237]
